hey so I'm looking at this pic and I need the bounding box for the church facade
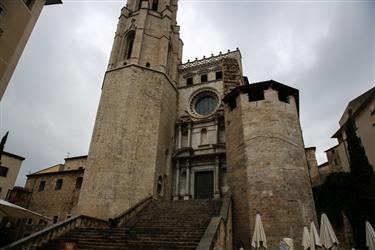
[75,0,317,248]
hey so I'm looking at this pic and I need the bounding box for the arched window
[55,179,63,190]
[201,128,208,145]
[166,43,173,75]
[181,130,188,147]
[152,0,158,11]
[123,31,135,60]
[157,176,163,196]
[180,169,186,195]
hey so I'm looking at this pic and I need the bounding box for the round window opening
[195,95,218,116]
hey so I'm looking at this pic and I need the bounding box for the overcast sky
[0,0,374,186]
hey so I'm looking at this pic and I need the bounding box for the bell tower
[77,0,183,219]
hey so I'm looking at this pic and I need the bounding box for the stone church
[4,0,318,249]
[77,0,316,247]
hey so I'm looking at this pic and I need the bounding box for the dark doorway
[194,171,214,199]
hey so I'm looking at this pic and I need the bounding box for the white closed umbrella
[366,221,375,250]
[320,213,339,249]
[251,213,267,249]
[310,221,322,250]
[283,238,294,250]
[302,226,311,250]
[0,199,50,221]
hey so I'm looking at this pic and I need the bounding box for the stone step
[36,199,222,250]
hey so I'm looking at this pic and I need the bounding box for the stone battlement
[179,48,241,71]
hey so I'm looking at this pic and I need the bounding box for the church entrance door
[194,171,214,199]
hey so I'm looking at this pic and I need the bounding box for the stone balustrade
[1,215,109,250]
[110,195,153,227]
[179,49,240,72]
[196,196,233,250]
[2,196,154,250]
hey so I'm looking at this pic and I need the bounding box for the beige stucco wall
[355,97,375,169]
[0,0,46,100]
[0,152,24,199]
[331,96,375,172]
[326,144,350,173]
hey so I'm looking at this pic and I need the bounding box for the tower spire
[107,0,182,82]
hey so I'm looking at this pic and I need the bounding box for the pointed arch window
[166,42,173,75]
[124,31,135,60]
[157,176,164,196]
[152,0,158,11]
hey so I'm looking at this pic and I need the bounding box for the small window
[124,31,136,60]
[200,128,208,145]
[201,74,208,83]
[248,89,265,102]
[53,216,58,224]
[215,71,223,80]
[0,6,4,16]
[38,181,46,192]
[55,179,63,190]
[22,0,35,9]
[27,218,33,225]
[66,214,72,220]
[0,166,8,177]
[152,0,158,11]
[278,91,289,103]
[229,99,237,111]
[333,159,338,166]
[138,0,142,10]
[157,176,163,196]
[186,77,193,86]
[75,177,83,190]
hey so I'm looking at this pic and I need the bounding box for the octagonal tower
[77,0,182,219]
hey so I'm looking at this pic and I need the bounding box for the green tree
[345,114,375,247]
[314,114,375,248]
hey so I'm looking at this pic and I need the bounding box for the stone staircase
[37,199,222,250]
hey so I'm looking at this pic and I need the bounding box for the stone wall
[225,84,317,249]
[24,169,84,223]
[305,147,320,186]
[63,157,86,171]
[77,65,177,219]
[224,95,251,248]
[0,152,24,200]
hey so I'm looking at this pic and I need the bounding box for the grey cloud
[0,1,373,185]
